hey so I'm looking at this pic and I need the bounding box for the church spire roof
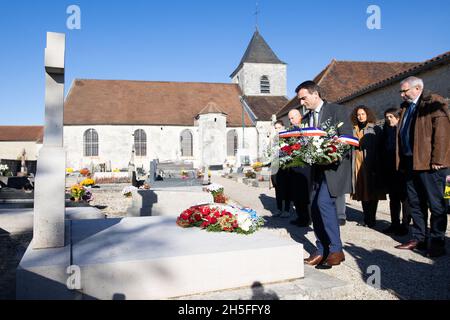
[230,30,285,78]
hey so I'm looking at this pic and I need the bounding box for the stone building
[63,30,289,171]
[0,126,43,161]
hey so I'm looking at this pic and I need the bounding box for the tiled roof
[64,80,253,127]
[231,30,286,77]
[243,96,289,121]
[0,126,43,143]
[277,60,420,117]
[337,50,450,103]
[316,60,419,102]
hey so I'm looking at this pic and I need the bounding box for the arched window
[134,129,147,157]
[227,130,238,156]
[180,130,193,157]
[260,75,270,94]
[83,129,98,157]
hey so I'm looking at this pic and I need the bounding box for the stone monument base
[17,216,304,300]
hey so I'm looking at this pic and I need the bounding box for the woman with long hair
[350,105,386,227]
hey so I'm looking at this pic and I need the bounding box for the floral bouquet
[80,168,90,177]
[176,204,265,235]
[0,164,10,176]
[80,178,95,187]
[69,184,93,202]
[276,120,359,169]
[122,186,138,197]
[205,183,227,203]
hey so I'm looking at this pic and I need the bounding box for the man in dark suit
[287,109,312,227]
[297,81,353,268]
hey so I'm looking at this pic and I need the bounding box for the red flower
[329,145,338,153]
[200,221,210,228]
[194,214,202,222]
[180,213,190,220]
[200,207,211,216]
[291,144,301,151]
[210,217,218,224]
[214,211,220,218]
[281,146,293,155]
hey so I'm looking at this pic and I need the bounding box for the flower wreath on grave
[176,204,265,235]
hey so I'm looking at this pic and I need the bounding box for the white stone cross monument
[33,32,66,249]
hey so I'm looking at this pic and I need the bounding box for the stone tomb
[17,216,304,300]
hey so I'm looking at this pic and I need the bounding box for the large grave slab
[16,216,304,300]
[71,216,304,300]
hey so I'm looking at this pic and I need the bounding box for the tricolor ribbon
[279,127,327,138]
[337,135,360,147]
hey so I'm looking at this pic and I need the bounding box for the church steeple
[231,30,287,97]
[230,30,285,78]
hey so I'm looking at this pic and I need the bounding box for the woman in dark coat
[351,105,386,227]
[380,108,411,235]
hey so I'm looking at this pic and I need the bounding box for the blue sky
[1,0,449,125]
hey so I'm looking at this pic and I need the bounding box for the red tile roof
[338,50,450,103]
[64,80,253,127]
[277,60,420,117]
[0,126,43,142]
[243,96,289,121]
[315,60,419,102]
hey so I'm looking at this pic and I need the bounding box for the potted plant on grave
[122,186,138,198]
[0,164,10,176]
[79,168,90,177]
[70,184,86,202]
[80,178,95,188]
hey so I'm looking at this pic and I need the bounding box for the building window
[180,129,193,157]
[83,129,98,157]
[227,130,238,156]
[260,75,270,94]
[134,129,147,157]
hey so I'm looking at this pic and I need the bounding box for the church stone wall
[64,125,259,171]
[232,63,287,96]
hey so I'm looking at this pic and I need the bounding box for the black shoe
[290,219,310,227]
[339,219,346,226]
[394,226,409,236]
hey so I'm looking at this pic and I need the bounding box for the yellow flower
[81,178,95,186]
[66,168,74,173]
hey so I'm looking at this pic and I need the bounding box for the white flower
[206,183,224,192]
[236,213,253,232]
[122,186,138,195]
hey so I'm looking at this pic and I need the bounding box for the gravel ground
[87,184,132,218]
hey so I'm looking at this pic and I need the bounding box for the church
[64,30,289,172]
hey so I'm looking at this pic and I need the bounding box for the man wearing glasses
[395,76,450,257]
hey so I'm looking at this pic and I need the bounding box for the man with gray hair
[395,76,450,258]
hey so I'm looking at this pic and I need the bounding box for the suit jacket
[302,102,353,197]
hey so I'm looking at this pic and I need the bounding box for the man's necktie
[314,111,319,127]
